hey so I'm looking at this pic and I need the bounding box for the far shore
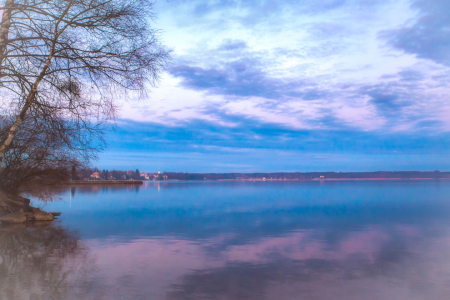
[61,180,143,185]
[311,178,447,181]
[217,178,449,181]
[59,178,450,185]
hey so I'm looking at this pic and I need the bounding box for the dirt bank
[0,191,55,224]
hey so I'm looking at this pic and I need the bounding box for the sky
[99,0,450,172]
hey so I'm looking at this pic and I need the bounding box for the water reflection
[17,181,450,299]
[167,225,448,300]
[0,223,100,300]
[65,184,142,195]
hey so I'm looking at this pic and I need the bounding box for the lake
[2,180,450,300]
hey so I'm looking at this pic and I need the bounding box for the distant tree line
[73,168,143,181]
[69,170,450,181]
[162,171,450,180]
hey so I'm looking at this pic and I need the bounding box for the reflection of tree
[53,185,142,197]
[0,223,101,300]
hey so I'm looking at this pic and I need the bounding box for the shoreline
[59,178,450,185]
[61,180,143,185]
[217,178,449,181]
[0,192,56,225]
[129,178,449,182]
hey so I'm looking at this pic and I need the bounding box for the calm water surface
[2,181,450,299]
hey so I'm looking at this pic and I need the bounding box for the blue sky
[100,0,450,172]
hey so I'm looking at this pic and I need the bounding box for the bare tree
[0,114,92,195]
[0,0,169,171]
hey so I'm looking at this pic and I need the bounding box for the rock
[49,212,61,216]
[0,209,27,224]
[25,212,34,222]
[33,211,55,221]
[0,191,55,224]
[0,191,31,217]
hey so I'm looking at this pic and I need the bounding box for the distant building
[162,175,168,180]
[90,172,100,179]
[320,176,325,179]
[140,172,149,180]
[158,169,160,174]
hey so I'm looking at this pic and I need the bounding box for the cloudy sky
[100,0,450,172]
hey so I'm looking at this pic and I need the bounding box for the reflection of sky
[28,181,450,299]
[38,181,450,241]
[85,225,446,300]
[99,0,450,171]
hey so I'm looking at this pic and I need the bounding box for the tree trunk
[0,0,14,67]
[0,10,61,165]
[0,0,15,165]
[0,92,33,165]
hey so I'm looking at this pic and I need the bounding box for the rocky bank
[0,191,55,224]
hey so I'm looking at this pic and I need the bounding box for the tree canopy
[0,0,170,193]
